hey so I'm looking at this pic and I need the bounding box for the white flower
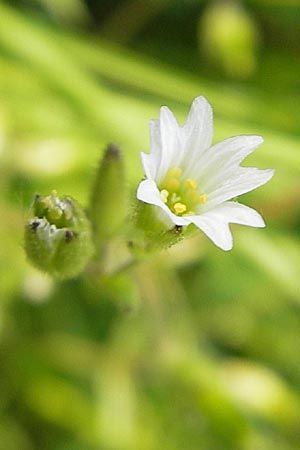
[137,96,274,251]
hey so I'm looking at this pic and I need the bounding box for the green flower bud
[24,191,94,279]
[199,1,260,79]
[89,143,127,252]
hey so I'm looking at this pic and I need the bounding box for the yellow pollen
[186,178,197,190]
[188,190,208,204]
[174,202,187,214]
[160,166,207,216]
[160,189,169,203]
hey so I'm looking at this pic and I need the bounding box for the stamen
[189,191,208,204]
[198,194,208,204]
[160,189,169,203]
[174,202,187,214]
[159,166,207,216]
[186,178,197,190]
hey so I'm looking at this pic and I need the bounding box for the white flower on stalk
[137,96,274,251]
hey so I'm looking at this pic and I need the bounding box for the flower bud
[24,191,94,279]
[89,143,126,251]
[199,1,260,79]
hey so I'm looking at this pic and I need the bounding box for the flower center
[159,167,207,216]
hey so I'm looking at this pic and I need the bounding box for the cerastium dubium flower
[137,96,274,251]
[24,96,274,279]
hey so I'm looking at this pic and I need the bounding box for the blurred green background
[1,1,300,449]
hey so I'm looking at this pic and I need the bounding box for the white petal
[184,96,213,151]
[189,214,233,251]
[209,201,265,227]
[149,119,161,156]
[140,152,156,180]
[136,178,161,206]
[183,96,213,173]
[206,167,274,208]
[156,106,182,182]
[190,135,263,185]
[189,201,265,250]
[137,179,189,226]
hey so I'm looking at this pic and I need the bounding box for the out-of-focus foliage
[0,1,300,449]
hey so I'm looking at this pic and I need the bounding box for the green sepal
[24,191,94,279]
[131,200,187,254]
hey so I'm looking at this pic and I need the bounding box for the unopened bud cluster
[25,191,93,279]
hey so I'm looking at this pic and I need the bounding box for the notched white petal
[183,96,213,169]
[149,119,161,157]
[205,134,263,171]
[157,106,182,182]
[189,214,233,251]
[189,135,264,186]
[140,152,156,180]
[207,167,274,207]
[189,201,266,250]
[160,106,180,146]
[209,202,266,227]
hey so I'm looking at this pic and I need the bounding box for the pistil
[159,166,208,216]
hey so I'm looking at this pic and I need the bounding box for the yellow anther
[174,202,187,214]
[165,178,180,191]
[160,165,207,215]
[186,178,197,190]
[198,194,208,204]
[160,189,169,203]
[166,167,182,178]
[188,190,208,204]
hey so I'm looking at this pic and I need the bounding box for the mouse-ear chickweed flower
[24,191,94,278]
[137,96,274,251]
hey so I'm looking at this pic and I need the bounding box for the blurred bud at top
[24,191,94,279]
[198,0,260,79]
[89,143,127,252]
